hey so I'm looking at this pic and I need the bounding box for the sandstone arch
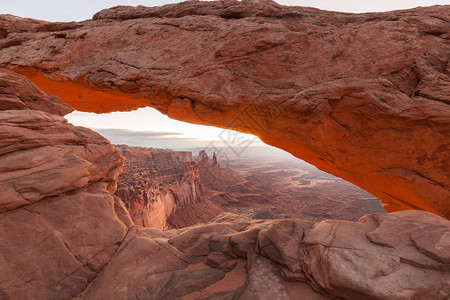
[0,0,449,217]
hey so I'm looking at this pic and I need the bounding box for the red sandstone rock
[196,150,234,190]
[0,184,128,299]
[0,69,72,115]
[82,211,450,300]
[0,111,125,212]
[114,145,223,228]
[0,1,448,217]
[0,71,122,212]
[0,70,129,299]
[0,3,449,298]
[113,195,134,229]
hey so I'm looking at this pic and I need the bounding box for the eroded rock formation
[0,0,448,217]
[196,150,234,189]
[0,68,133,299]
[199,155,387,222]
[0,66,449,299]
[115,145,223,228]
[80,211,450,299]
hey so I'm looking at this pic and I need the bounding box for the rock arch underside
[0,1,449,299]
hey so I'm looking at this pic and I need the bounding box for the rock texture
[116,146,385,226]
[81,210,450,300]
[0,69,123,212]
[115,145,223,228]
[0,68,72,116]
[0,69,132,298]
[0,0,448,217]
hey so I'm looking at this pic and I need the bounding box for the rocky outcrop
[115,145,223,228]
[0,69,132,298]
[0,0,448,217]
[0,68,72,116]
[0,69,123,212]
[81,210,450,299]
[196,150,234,189]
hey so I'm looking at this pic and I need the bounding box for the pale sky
[1,0,448,151]
[67,107,263,150]
[1,0,449,22]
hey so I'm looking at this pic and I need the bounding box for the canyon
[114,144,385,230]
[195,149,386,222]
[0,1,449,299]
[114,145,222,228]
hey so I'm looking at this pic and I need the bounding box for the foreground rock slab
[83,211,450,300]
[0,0,448,217]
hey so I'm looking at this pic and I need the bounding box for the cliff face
[196,150,234,189]
[0,68,449,299]
[115,145,222,228]
[0,68,133,299]
[0,0,448,218]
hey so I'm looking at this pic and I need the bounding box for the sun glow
[66,107,262,144]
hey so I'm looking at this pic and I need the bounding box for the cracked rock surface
[0,0,448,217]
[80,211,450,300]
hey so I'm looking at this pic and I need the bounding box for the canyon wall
[0,68,449,299]
[0,0,448,217]
[114,145,222,228]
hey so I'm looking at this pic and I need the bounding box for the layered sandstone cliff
[0,67,449,299]
[114,145,223,228]
[0,68,133,299]
[0,0,448,217]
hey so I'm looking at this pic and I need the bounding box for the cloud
[94,128,183,138]
[91,128,302,163]
[92,128,211,150]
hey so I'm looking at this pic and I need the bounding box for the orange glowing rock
[0,1,448,218]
